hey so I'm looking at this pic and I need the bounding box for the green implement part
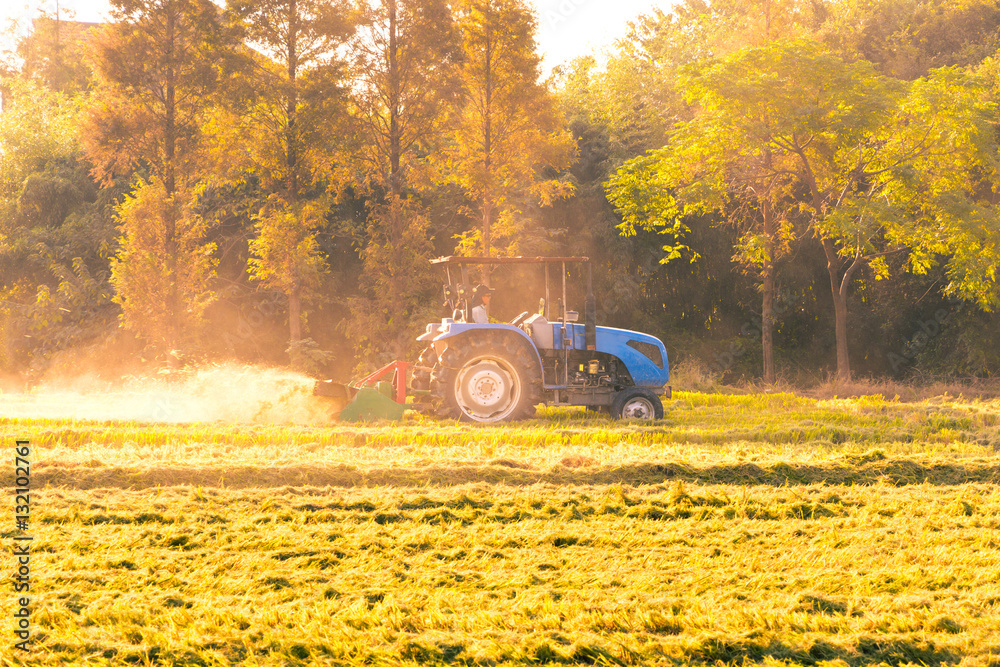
[339,386,406,422]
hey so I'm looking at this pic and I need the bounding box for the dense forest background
[2,0,1000,387]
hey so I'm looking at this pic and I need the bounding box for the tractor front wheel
[431,337,541,423]
[610,387,663,421]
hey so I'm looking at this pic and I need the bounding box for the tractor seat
[523,313,554,349]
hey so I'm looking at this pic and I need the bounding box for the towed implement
[316,256,671,423]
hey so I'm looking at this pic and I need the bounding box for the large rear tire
[431,335,541,423]
[610,387,663,421]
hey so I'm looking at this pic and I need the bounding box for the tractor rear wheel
[431,335,541,423]
[610,387,663,421]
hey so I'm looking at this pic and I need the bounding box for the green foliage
[247,195,333,369]
[346,199,438,365]
[0,78,81,203]
[885,68,1000,309]
[348,0,460,189]
[28,254,112,332]
[17,172,85,228]
[209,0,355,361]
[555,5,701,164]
[606,38,1000,379]
[285,337,334,376]
[110,178,217,352]
[605,152,695,263]
[0,78,120,375]
[346,0,460,356]
[607,40,896,261]
[248,197,328,297]
[82,0,238,354]
[825,0,1000,79]
[2,248,118,376]
[6,0,1000,382]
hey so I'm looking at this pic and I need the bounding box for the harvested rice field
[2,390,1000,666]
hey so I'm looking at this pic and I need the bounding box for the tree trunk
[480,23,493,287]
[286,0,298,202]
[287,281,304,369]
[482,201,492,286]
[285,0,303,348]
[761,256,774,384]
[822,238,851,381]
[387,0,403,311]
[164,7,179,357]
[833,288,850,381]
[797,148,852,382]
[761,170,775,384]
[289,282,302,344]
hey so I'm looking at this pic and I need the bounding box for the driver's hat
[473,284,495,298]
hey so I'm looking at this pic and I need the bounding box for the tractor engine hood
[427,319,669,389]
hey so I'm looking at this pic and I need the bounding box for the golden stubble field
[3,388,1000,666]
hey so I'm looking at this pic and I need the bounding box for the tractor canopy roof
[430,256,589,265]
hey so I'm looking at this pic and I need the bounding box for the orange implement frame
[352,360,411,404]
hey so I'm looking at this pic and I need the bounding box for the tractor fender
[432,323,544,374]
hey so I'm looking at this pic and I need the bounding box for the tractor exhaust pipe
[585,262,596,351]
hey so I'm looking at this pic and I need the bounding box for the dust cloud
[0,364,337,425]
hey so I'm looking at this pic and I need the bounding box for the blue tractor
[409,256,671,423]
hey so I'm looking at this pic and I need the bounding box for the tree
[83,0,230,354]
[225,0,354,200]
[246,195,329,365]
[445,0,574,280]
[110,178,217,351]
[824,0,1000,79]
[874,68,1000,310]
[608,41,1000,381]
[347,0,459,358]
[0,79,80,205]
[605,41,845,383]
[578,0,829,383]
[215,0,353,366]
[782,62,1000,379]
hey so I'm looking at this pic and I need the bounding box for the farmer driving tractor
[470,284,494,323]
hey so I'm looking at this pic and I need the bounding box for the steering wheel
[509,311,530,327]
